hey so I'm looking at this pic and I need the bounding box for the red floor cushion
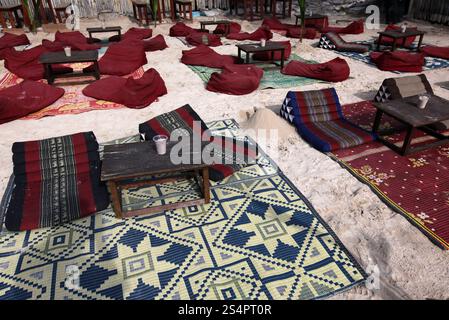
[323,20,364,34]
[169,22,195,36]
[186,32,222,47]
[0,80,65,124]
[370,51,425,72]
[422,46,449,60]
[285,27,318,39]
[82,68,167,108]
[54,31,101,51]
[206,64,263,95]
[282,57,350,82]
[84,41,147,76]
[5,132,109,231]
[226,27,273,41]
[181,45,237,68]
[304,16,329,32]
[4,46,73,80]
[379,25,417,47]
[253,41,291,61]
[262,17,290,31]
[109,27,153,42]
[142,35,168,51]
[213,22,241,35]
[0,33,30,60]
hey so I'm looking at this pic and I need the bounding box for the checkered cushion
[139,105,257,181]
[374,74,434,103]
[319,32,369,53]
[5,132,109,231]
[280,89,375,152]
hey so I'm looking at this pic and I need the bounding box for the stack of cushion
[5,132,109,231]
[370,51,425,72]
[82,68,167,108]
[282,57,350,82]
[138,104,257,181]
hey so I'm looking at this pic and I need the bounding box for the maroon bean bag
[206,64,263,95]
[213,22,241,35]
[169,22,195,37]
[181,45,237,68]
[4,46,73,80]
[185,32,222,47]
[54,31,101,51]
[0,33,30,60]
[378,25,417,48]
[285,27,318,39]
[422,46,449,60]
[304,16,329,32]
[323,20,364,35]
[370,51,425,72]
[282,57,350,82]
[83,41,147,76]
[109,27,153,42]
[226,27,273,41]
[142,35,168,52]
[82,68,167,108]
[262,17,291,31]
[0,80,65,124]
[252,41,291,61]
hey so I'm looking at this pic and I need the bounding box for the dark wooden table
[372,95,449,155]
[87,26,122,41]
[376,29,425,52]
[39,50,100,85]
[101,141,211,219]
[439,82,449,91]
[237,42,287,69]
[200,20,231,36]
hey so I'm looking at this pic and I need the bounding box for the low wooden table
[87,26,122,42]
[200,20,231,35]
[101,141,211,219]
[376,29,425,52]
[39,50,100,85]
[372,95,449,156]
[237,42,287,69]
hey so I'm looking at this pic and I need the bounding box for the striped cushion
[319,32,369,53]
[280,89,375,152]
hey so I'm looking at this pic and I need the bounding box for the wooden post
[20,0,33,29]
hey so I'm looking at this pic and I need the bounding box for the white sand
[1,15,449,300]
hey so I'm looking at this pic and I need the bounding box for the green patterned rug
[188,54,322,89]
[0,119,365,300]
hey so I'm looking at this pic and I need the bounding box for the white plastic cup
[153,135,168,155]
[64,46,71,57]
[418,95,430,109]
[401,24,407,33]
[260,38,266,47]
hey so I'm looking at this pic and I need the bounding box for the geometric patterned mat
[0,119,365,300]
[188,54,323,90]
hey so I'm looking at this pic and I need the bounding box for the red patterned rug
[331,101,449,250]
[0,64,145,120]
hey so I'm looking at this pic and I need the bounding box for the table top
[373,95,449,127]
[39,50,98,64]
[200,20,230,25]
[87,26,122,32]
[378,29,425,38]
[439,82,449,91]
[237,42,287,53]
[101,141,210,181]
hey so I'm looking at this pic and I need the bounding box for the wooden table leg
[280,48,285,69]
[392,38,397,51]
[45,64,55,85]
[107,181,123,219]
[372,109,383,134]
[202,167,210,204]
[401,126,414,156]
[417,34,424,52]
[93,61,101,80]
[376,35,382,51]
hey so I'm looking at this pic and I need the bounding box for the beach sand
[1,14,448,300]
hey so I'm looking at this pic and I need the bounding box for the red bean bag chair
[206,64,263,95]
[422,46,449,60]
[142,35,168,51]
[252,41,291,61]
[282,57,350,82]
[304,16,329,32]
[109,27,153,42]
[378,25,417,48]
[370,51,425,72]
[285,27,318,39]
[4,46,73,80]
[169,22,195,36]
[0,80,65,124]
[0,33,30,60]
[181,45,238,68]
[83,41,147,76]
[82,68,167,108]
[323,20,364,35]
[54,31,100,51]
[226,27,273,41]
[213,22,241,35]
[262,17,290,31]
[42,39,65,52]
[185,32,222,47]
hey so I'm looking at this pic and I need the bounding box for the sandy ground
[1,13,449,300]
